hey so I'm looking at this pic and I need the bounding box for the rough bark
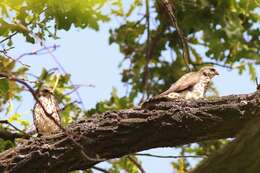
[0,130,27,141]
[191,108,260,173]
[0,91,259,173]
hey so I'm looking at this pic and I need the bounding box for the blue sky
[2,16,260,173]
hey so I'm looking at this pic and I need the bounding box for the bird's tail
[141,95,169,109]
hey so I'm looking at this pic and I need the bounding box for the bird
[33,87,61,135]
[158,66,219,100]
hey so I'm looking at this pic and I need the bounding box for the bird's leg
[256,78,260,90]
[37,133,42,137]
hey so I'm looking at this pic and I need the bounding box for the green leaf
[8,113,21,123]
[0,79,9,95]
[5,101,13,115]
[248,63,256,80]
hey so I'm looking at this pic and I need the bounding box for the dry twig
[158,0,191,71]
[127,156,146,173]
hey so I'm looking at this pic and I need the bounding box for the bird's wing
[159,72,200,96]
[32,103,38,133]
[51,94,61,124]
[32,101,42,134]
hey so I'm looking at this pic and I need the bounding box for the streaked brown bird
[158,66,219,99]
[33,87,61,135]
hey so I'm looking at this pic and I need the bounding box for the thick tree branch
[191,106,260,173]
[0,120,30,139]
[0,130,28,141]
[0,91,260,173]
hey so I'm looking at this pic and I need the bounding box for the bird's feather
[33,94,61,135]
[159,72,200,96]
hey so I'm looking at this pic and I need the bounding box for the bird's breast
[33,96,61,135]
[185,78,210,99]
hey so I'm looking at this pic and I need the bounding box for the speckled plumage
[158,66,219,100]
[33,88,61,135]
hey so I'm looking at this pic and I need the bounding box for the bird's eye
[210,68,215,72]
[42,89,49,93]
[203,72,207,76]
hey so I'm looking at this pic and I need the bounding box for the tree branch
[92,166,109,173]
[191,105,260,173]
[135,153,206,159]
[158,0,191,71]
[0,72,100,162]
[0,32,18,44]
[139,0,151,103]
[0,120,30,138]
[0,91,260,173]
[0,130,28,141]
[127,156,146,173]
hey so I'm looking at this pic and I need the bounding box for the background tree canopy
[0,0,259,172]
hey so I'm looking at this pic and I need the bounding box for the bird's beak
[215,70,219,75]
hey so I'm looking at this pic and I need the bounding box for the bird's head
[199,66,219,78]
[37,86,53,97]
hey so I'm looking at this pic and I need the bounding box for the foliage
[172,158,186,173]
[110,0,260,99]
[0,0,109,44]
[0,0,259,172]
[86,87,135,116]
[109,156,140,173]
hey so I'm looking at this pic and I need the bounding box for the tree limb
[191,104,260,173]
[0,91,260,173]
[92,166,109,173]
[0,130,28,141]
[158,0,191,71]
[0,120,30,138]
[127,156,146,173]
[135,153,206,159]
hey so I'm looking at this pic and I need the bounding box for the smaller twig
[0,120,30,138]
[28,29,86,112]
[0,32,18,44]
[127,156,146,173]
[64,84,95,96]
[0,73,50,118]
[92,166,109,173]
[193,62,233,70]
[139,0,151,104]
[0,47,14,53]
[0,15,38,45]
[134,15,146,27]
[158,0,191,71]
[0,51,30,68]
[60,101,81,112]
[44,43,87,111]
[16,44,60,61]
[27,68,58,79]
[135,153,207,159]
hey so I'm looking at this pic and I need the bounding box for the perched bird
[158,66,219,99]
[33,87,61,135]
